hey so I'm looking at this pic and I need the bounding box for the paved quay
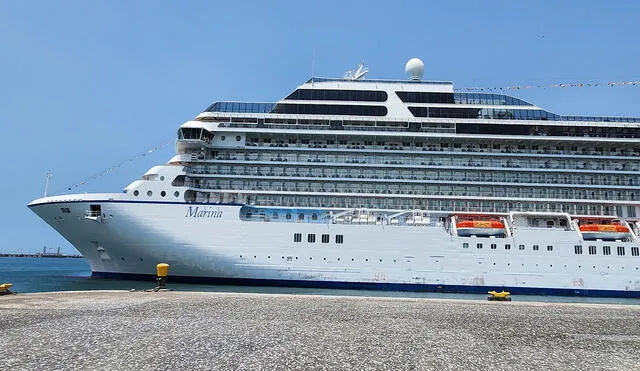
[0,291,639,370]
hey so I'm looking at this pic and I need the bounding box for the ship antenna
[343,63,368,80]
[311,51,316,85]
[44,171,52,197]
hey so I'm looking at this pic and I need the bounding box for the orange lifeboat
[457,220,506,237]
[579,224,631,241]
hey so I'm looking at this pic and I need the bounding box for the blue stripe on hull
[92,271,640,298]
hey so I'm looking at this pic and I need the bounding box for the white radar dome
[405,58,424,81]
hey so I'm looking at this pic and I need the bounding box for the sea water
[1,257,638,305]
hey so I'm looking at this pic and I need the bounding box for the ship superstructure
[29,59,640,297]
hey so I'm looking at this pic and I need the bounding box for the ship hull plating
[28,197,640,297]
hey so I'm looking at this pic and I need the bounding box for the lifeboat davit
[457,220,506,237]
[579,224,631,241]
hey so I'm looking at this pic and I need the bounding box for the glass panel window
[588,246,597,255]
[307,234,316,243]
[603,246,611,255]
[321,234,330,243]
[505,244,511,250]
[574,245,583,254]
[294,233,302,243]
[617,246,625,256]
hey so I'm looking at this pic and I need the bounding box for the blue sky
[1,1,639,253]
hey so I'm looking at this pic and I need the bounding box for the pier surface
[0,291,639,370]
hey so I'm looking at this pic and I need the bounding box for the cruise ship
[29,59,640,297]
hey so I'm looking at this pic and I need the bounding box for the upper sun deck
[197,59,640,125]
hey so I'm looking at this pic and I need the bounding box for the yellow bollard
[155,263,170,290]
[156,263,169,278]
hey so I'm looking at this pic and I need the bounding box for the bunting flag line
[59,138,174,193]
[455,80,640,92]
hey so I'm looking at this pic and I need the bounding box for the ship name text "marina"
[185,206,223,219]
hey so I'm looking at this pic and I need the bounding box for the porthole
[221,135,226,141]
[133,190,139,196]
[160,176,165,181]
[139,257,143,262]
[236,136,241,141]
[161,191,166,197]
[174,191,180,197]
[147,190,153,197]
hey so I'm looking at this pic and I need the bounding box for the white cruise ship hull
[29,195,640,298]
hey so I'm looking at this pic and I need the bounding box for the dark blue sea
[1,257,638,305]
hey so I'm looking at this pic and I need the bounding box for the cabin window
[547,245,553,251]
[617,246,626,256]
[631,247,639,256]
[335,235,344,244]
[298,214,305,220]
[60,208,71,214]
[603,246,611,255]
[574,245,583,254]
[312,214,318,220]
[286,214,292,220]
[490,244,497,250]
[293,233,302,243]
[519,244,525,250]
[533,244,540,251]
[505,244,511,250]
[589,246,597,255]
[463,243,469,249]
[321,234,330,243]
[477,243,483,249]
[307,234,315,243]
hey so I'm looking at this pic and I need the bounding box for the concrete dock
[0,291,639,370]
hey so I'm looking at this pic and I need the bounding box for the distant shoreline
[0,253,83,259]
